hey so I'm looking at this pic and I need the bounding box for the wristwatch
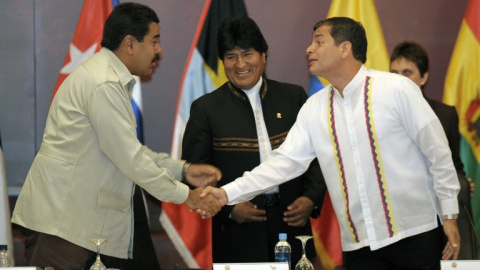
[182,162,191,179]
[443,214,458,221]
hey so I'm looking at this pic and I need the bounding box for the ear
[261,52,267,64]
[124,35,136,55]
[421,71,429,85]
[340,41,352,59]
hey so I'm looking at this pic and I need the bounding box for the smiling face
[390,57,428,88]
[131,22,162,76]
[306,25,343,79]
[223,47,266,90]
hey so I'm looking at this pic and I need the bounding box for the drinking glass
[294,235,314,270]
[90,239,107,270]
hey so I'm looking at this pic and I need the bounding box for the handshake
[182,163,228,219]
[185,187,227,219]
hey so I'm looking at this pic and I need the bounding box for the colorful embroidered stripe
[328,87,360,243]
[363,76,396,237]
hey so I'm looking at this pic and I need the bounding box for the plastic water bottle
[0,245,12,267]
[274,233,291,269]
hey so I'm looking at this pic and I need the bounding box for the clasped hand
[183,164,224,219]
[186,186,229,219]
[185,187,222,219]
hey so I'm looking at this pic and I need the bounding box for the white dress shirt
[243,77,278,194]
[223,66,459,251]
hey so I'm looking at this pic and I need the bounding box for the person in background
[202,17,461,270]
[390,41,475,259]
[182,16,326,266]
[11,3,221,269]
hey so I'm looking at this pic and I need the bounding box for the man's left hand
[283,196,314,227]
[442,219,461,260]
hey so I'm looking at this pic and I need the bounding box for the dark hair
[390,41,429,77]
[217,16,268,60]
[313,17,367,63]
[101,2,159,51]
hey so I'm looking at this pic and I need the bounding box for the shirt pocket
[97,188,131,239]
[97,188,130,212]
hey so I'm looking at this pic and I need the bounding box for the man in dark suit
[182,16,326,265]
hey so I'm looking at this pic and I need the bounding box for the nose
[157,43,163,54]
[235,56,247,68]
[306,44,313,54]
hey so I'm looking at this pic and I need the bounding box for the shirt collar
[99,47,136,95]
[228,76,267,100]
[332,65,368,97]
[243,76,263,97]
[345,65,367,95]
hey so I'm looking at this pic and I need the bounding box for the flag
[307,75,324,96]
[160,0,247,269]
[309,1,390,269]
[310,194,341,270]
[443,0,480,258]
[0,131,14,265]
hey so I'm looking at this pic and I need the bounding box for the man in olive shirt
[12,3,221,269]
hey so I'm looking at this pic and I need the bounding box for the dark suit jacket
[182,79,326,264]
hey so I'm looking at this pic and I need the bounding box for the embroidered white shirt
[223,66,459,251]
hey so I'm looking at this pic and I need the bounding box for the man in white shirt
[202,17,460,270]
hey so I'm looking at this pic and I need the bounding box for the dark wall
[0,0,469,189]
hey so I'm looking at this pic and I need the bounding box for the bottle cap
[279,233,287,240]
[0,245,7,250]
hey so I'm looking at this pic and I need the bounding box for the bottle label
[274,253,291,270]
[274,253,291,262]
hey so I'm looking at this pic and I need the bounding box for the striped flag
[0,132,14,264]
[310,1,390,269]
[161,0,247,268]
[443,0,480,258]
